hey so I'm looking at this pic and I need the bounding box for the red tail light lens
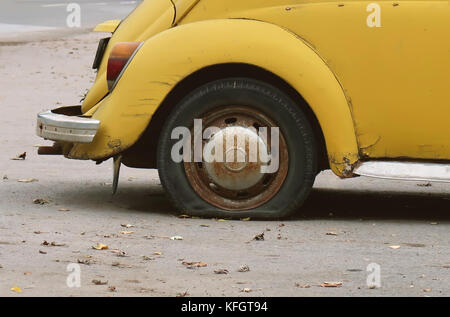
[107,42,142,90]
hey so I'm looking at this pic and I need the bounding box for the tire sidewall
[157,78,317,219]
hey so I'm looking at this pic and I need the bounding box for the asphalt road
[0,31,449,297]
[0,0,140,33]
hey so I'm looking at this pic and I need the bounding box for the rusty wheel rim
[184,106,289,211]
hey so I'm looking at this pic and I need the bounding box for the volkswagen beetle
[36,0,450,219]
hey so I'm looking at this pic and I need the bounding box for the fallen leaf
[112,262,125,268]
[92,243,109,250]
[108,286,117,292]
[18,178,38,183]
[77,259,92,265]
[253,232,265,241]
[423,288,432,293]
[403,243,426,248]
[182,261,207,269]
[295,283,311,288]
[58,208,70,212]
[10,285,22,293]
[320,281,343,288]
[39,250,47,254]
[170,236,184,241]
[120,224,135,228]
[241,288,252,293]
[110,249,128,257]
[92,280,108,285]
[153,252,162,256]
[389,245,401,250]
[238,264,250,272]
[33,198,50,205]
[24,272,32,276]
[50,242,66,247]
[326,232,338,236]
[41,240,65,247]
[119,231,135,235]
[214,269,229,275]
[11,152,26,160]
[142,256,155,261]
[176,290,189,297]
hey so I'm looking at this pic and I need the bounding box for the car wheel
[157,78,317,219]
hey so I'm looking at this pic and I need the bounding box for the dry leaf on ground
[389,245,401,250]
[92,280,108,285]
[33,198,50,205]
[18,178,38,183]
[120,231,135,235]
[253,232,265,241]
[182,261,207,269]
[170,236,184,241]
[295,283,311,288]
[320,281,343,288]
[41,240,65,247]
[10,285,22,293]
[238,264,250,272]
[11,152,26,160]
[214,269,229,275]
[92,243,109,250]
[121,224,135,228]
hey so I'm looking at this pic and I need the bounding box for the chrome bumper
[36,109,100,144]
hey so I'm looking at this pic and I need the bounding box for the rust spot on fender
[108,139,122,149]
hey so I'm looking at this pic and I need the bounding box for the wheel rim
[184,106,289,211]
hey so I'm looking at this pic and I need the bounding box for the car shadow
[54,180,450,222]
[293,187,450,221]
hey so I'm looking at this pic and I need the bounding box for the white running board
[353,161,450,183]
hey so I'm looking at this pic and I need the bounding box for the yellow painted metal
[93,20,121,33]
[70,19,359,176]
[81,0,176,113]
[82,0,203,113]
[76,0,450,177]
[181,0,450,160]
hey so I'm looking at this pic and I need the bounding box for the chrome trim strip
[354,161,450,183]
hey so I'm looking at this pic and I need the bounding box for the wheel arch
[123,63,329,173]
[71,19,359,176]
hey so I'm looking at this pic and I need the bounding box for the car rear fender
[71,19,359,177]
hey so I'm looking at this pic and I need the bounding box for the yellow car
[36,0,450,219]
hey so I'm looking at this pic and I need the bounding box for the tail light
[107,42,143,91]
